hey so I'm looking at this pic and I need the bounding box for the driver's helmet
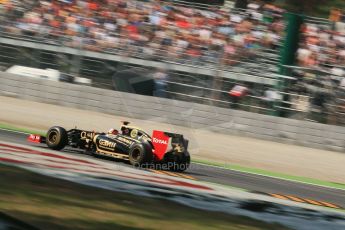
[108,128,118,135]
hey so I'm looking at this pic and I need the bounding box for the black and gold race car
[28,122,190,171]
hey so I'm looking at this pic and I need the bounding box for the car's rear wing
[164,132,189,150]
[151,130,189,161]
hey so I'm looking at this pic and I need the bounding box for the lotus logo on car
[152,137,168,145]
[117,137,134,145]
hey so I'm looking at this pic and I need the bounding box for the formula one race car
[27,122,190,171]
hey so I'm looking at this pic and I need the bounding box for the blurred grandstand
[0,0,344,125]
[0,0,284,64]
[287,14,345,124]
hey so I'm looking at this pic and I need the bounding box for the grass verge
[193,159,345,191]
[0,165,290,230]
[0,123,46,136]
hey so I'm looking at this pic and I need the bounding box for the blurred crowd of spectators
[297,21,345,78]
[294,16,345,123]
[0,0,285,66]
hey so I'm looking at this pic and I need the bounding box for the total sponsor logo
[99,139,116,149]
[152,137,168,145]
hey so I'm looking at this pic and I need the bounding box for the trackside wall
[0,72,344,152]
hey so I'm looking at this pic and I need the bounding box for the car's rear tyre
[129,144,153,167]
[164,151,190,172]
[46,126,68,150]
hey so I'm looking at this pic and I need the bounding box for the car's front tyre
[46,126,68,150]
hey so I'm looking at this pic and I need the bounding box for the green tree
[234,0,345,17]
[278,0,327,14]
[234,0,274,9]
[234,0,248,9]
[276,0,345,17]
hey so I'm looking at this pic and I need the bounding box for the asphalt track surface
[1,129,345,209]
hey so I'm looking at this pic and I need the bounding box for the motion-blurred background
[0,0,344,124]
